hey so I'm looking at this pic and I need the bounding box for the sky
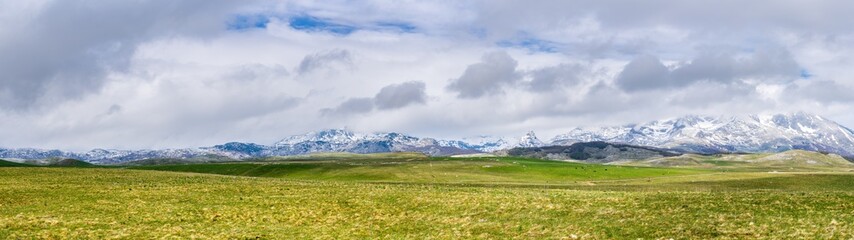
[2,0,854,150]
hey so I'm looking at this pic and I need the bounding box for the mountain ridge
[551,112,854,157]
[0,129,536,164]
[2,112,853,164]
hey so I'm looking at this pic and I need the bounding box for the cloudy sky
[2,0,854,150]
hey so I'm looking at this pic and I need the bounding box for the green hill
[121,155,236,166]
[741,150,854,168]
[121,152,428,166]
[130,150,854,184]
[259,152,429,161]
[46,159,94,167]
[131,154,706,184]
[621,150,854,171]
[0,159,32,167]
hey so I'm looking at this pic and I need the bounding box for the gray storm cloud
[526,64,584,92]
[297,49,354,75]
[374,81,427,110]
[446,51,519,98]
[322,97,375,116]
[784,81,854,104]
[323,81,428,116]
[614,55,671,92]
[0,0,243,109]
[615,50,802,92]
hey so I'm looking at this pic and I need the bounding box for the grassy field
[2,153,854,238]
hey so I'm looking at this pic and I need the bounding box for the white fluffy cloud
[2,0,854,150]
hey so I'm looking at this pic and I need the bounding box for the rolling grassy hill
[46,158,95,167]
[120,155,238,166]
[260,152,430,161]
[130,153,708,184]
[0,158,96,168]
[0,159,31,167]
[620,150,854,172]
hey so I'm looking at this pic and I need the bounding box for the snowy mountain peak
[367,132,420,144]
[270,130,521,156]
[275,128,358,146]
[759,112,827,133]
[441,136,513,152]
[4,112,854,163]
[551,112,854,156]
[517,131,544,148]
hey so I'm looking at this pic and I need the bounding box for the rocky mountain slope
[551,112,854,157]
[3,112,854,163]
[504,141,680,163]
[0,129,541,164]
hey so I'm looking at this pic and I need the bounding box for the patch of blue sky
[227,14,270,30]
[229,12,419,36]
[497,37,562,53]
[289,15,356,35]
[374,21,417,33]
[800,69,813,79]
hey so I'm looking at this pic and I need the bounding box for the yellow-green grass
[2,167,854,239]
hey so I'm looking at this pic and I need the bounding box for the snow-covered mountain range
[0,129,544,164]
[551,112,854,156]
[2,112,852,164]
